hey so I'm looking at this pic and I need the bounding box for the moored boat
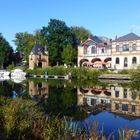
[0,70,10,77]
[11,69,26,78]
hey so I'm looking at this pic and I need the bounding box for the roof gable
[92,36,103,43]
[81,38,96,46]
[31,45,45,55]
[113,33,140,42]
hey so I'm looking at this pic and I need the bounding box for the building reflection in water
[111,86,140,117]
[77,85,140,118]
[28,80,140,118]
[29,80,49,102]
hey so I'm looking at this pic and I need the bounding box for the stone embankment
[98,74,131,80]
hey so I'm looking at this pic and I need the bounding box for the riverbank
[0,97,139,140]
[98,74,131,80]
[25,66,140,82]
[26,66,102,80]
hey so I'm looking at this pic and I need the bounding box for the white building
[112,33,140,69]
[78,36,112,69]
[78,33,140,70]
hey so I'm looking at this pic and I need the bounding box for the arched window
[132,57,137,64]
[116,57,119,64]
[91,46,96,54]
[124,57,128,67]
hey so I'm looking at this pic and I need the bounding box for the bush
[2,98,46,139]
[26,67,102,80]
[118,69,132,74]
[0,97,139,140]
[7,64,15,71]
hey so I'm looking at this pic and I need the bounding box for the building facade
[78,36,112,69]
[29,45,49,69]
[112,33,140,69]
[78,33,140,70]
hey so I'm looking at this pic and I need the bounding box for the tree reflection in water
[1,79,140,139]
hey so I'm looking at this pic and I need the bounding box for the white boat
[0,76,10,81]
[0,70,10,77]
[11,69,26,78]
[11,76,26,83]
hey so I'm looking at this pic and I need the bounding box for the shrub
[7,64,15,71]
[26,67,102,80]
[0,97,139,140]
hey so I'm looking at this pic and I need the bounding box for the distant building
[78,36,112,69]
[29,45,49,69]
[112,33,140,69]
[78,33,140,70]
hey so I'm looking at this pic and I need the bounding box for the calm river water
[0,78,140,139]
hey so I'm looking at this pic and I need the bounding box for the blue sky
[0,0,140,50]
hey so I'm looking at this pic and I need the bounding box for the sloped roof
[81,36,111,46]
[92,36,103,43]
[113,33,140,42]
[31,45,47,55]
[81,38,96,46]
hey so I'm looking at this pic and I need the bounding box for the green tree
[14,32,35,64]
[71,26,93,44]
[34,30,46,46]
[41,19,77,66]
[62,45,75,66]
[0,33,13,68]
[3,47,14,68]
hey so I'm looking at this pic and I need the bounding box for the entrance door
[38,62,42,68]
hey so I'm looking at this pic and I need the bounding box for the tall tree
[3,47,14,68]
[71,26,93,44]
[0,33,13,68]
[41,19,77,66]
[14,32,35,64]
[62,45,75,66]
[34,30,46,46]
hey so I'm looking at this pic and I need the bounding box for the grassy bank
[26,67,114,80]
[0,97,139,140]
